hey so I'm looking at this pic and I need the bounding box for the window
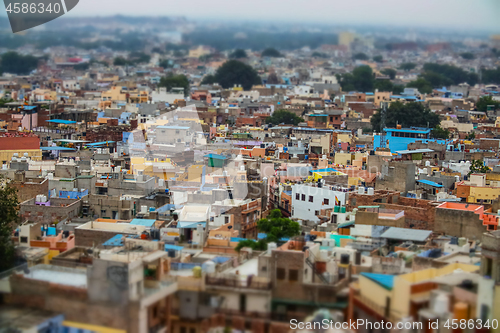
[261,266,267,272]
[180,327,187,333]
[309,196,313,202]
[176,130,180,134]
[224,216,229,224]
[315,211,319,216]
[324,198,329,205]
[101,209,106,217]
[289,269,299,281]
[296,193,300,200]
[20,236,28,243]
[277,268,286,280]
[301,194,305,201]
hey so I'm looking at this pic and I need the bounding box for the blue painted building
[374,127,448,153]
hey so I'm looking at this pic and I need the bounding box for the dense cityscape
[0,7,500,333]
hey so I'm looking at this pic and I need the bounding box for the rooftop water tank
[193,266,202,278]
[202,261,216,274]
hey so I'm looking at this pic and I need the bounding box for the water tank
[358,187,365,194]
[341,206,346,213]
[322,239,329,247]
[267,242,277,253]
[42,195,47,202]
[167,249,176,257]
[367,187,374,195]
[193,266,202,278]
[340,253,350,265]
[458,237,467,247]
[322,155,327,159]
[425,161,431,166]
[23,153,28,158]
[47,173,54,180]
[433,293,449,314]
[140,205,148,214]
[203,261,216,274]
[319,250,328,261]
[13,153,18,157]
[158,179,165,187]
[334,206,340,213]
[36,195,41,202]
[2,164,6,170]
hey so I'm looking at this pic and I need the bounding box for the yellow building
[339,32,356,49]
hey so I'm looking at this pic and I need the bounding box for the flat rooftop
[23,264,87,289]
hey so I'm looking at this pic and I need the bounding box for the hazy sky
[61,0,500,31]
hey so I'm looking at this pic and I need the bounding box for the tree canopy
[265,110,304,126]
[476,96,500,112]
[261,48,282,57]
[482,67,500,84]
[469,159,489,175]
[235,239,268,252]
[421,63,478,87]
[201,74,217,85]
[381,68,396,79]
[1,52,39,75]
[113,57,128,66]
[0,180,19,271]
[353,53,369,60]
[229,49,247,59]
[159,74,190,96]
[257,209,301,243]
[213,60,261,90]
[373,55,383,63]
[399,63,417,71]
[430,125,450,139]
[338,65,374,92]
[370,101,440,132]
[406,78,433,94]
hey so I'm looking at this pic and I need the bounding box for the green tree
[159,74,190,96]
[482,67,500,84]
[466,132,475,140]
[0,180,19,271]
[159,59,172,69]
[392,84,405,95]
[430,125,450,139]
[0,97,14,107]
[201,74,217,85]
[373,55,383,63]
[129,52,150,64]
[265,110,304,126]
[399,63,417,71]
[469,159,489,175]
[374,79,393,92]
[353,53,369,60]
[422,63,478,86]
[1,52,39,75]
[261,48,282,57]
[460,52,475,60]
[476,96,500,112]
[257,209,301,243]
[214,60,261,90]
[229,49,247,59]
[381,68,397,79]
[113,57,128,66]
[370,101,440,132]
[312,52,328,58]
[352,65,374,92]
[407,78,433,94]
[235,239,268,252]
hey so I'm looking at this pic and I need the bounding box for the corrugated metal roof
[361,272,394,290]
[381,227,432,242]
[417,179,443,188]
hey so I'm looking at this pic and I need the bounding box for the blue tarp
[103,234,124,246]
[46,119,77,124]
[86,141,115,146]
[59,189,88,199]
[41,226,57,236]
[23,105,37,111]
[361,273,395,290]
[130,219,156,227]
[417,179,443,188]
[165,244,184,251]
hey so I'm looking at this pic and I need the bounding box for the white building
[291,183,347,222]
